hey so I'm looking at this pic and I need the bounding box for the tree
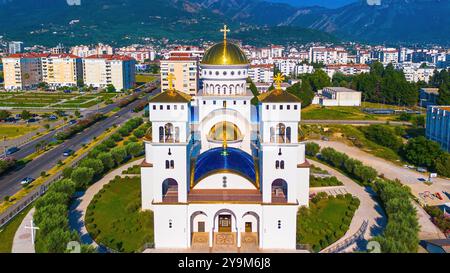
[303,69,331,91]
[98,152,115,170]
[21,110,32,120]
[126,142,143,157]
[74,110,81,118]
[363,125,403,151]
[110,146,128,165]
[0,110,11,120]
[286,80,315,107]
[435,153,450,177]
[402,137,443,169]
[70,167,95,188]
[305,142,320,156]
[106,84,116,93]
[79,158,104,176]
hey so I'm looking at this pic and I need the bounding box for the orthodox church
[140,26,310,251]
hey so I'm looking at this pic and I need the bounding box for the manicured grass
[302,104,399,121]
[0,205,33,253]
[310,176,343,187]
[135,74,156,84]
[297,193,359,252]
[0,124,39,138]
[86,176,153,253]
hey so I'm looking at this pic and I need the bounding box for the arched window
[159,126,164,142]
[175,127,180,143]
[164,123,174,142]
[222,85,227,95]
[270,127,275,143]
[169,220,173,229]
[170,160,175,169]
[162,179,178,203]
[276,123,286,143]
[215,85,220,95]
[286,127,291,143]
[165,160,170,169]
[272,179,288,203]
[275,160,280,169]
[280,161,285,169]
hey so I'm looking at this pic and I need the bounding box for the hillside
[0,0,337,46]
[0,0,449,45]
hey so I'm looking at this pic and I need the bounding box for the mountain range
[0,0,449,46]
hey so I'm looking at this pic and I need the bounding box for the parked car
[417,167,427,173]
[69,119,77,125]
[27,118,37,123]
[6,147,20,155]
[20,177,35,186]
[63,149,74,156]
[48,115,58,120]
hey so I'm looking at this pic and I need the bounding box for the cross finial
[220,25,230,43]
[274,73,285,91]
[167,73,176,92]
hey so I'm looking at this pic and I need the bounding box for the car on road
[27,118,37,123]
[69,119,77,125]
[63,149,74,156]
[20,177,35,186]
[6,147,20,155]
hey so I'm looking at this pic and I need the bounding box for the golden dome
[202,42,249,66]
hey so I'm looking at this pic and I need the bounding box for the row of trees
[34,117,147,252]
[55,113,105,141]
[429,69,450,105]
[320,147,378,185]
[373,179,420,253]
[351,62,419,106]
[63,117,146,189]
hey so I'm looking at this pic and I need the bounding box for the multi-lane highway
[0,86,159,200]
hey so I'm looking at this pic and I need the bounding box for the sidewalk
[69,158,143,248]
[11,208,35,253]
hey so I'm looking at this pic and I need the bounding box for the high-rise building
[41,54,83,89]
[2,53,43,90]
[83,55,136,91]
[160,52,199,96]
[8,41,23,54]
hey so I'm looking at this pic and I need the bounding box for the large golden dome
[202,42,248,65]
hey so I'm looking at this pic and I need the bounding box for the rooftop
[258,89,302,103]
[324,87,361,93]
[149,89,192,103]
[187,189,262,203]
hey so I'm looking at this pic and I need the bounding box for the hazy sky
[268,0,357,8]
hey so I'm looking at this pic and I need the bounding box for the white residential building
[313,87,362,107]
[249,64,274,83]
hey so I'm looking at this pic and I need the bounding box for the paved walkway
[69,159,143,249]
[11,208,35,253]
[309,159,386,253]
[313,140,447,240]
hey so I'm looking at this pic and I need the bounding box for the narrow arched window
[270,127,275,143]
[286,127,291,143]
[165,160,170,169]
[175,127,180,143]
[280,160,285,169]
[275,160,280,169]
[170,160,175,169]
[159,126,164,142]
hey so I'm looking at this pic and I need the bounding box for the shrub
[111,146,128,165]
[98,152,115,170]
[306,142,320,156]
[70,167,95,189]
[79,158,104,176]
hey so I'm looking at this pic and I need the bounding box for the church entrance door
[218,215,232,232]
[198,222,205,232]
[245,222,252,232]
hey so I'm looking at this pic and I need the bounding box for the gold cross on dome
[220,25,230,42]
[167,73,176,91]
[274,73,285,90]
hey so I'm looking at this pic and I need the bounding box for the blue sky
[267,0,357,8]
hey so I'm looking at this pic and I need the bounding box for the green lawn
[0,124,40,139]
[0,205,33,253]
[302,103,399,121]
[85,176,153,253]
[135,74,156,84]
[297,194,359,252]
[310,176,343,187]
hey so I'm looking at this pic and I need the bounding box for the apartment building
[324,64,370,79]
[248,64,274,83]
[309,47,348,65]
[83,55,136,91]
[2,53,43,90]
[160,52,199,96]
[41,54,83,89]
[116,46,156,63]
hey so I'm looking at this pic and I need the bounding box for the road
[0,87,159,200]
[302,120,412,126]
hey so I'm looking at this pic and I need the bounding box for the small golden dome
[202,42,248,66]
